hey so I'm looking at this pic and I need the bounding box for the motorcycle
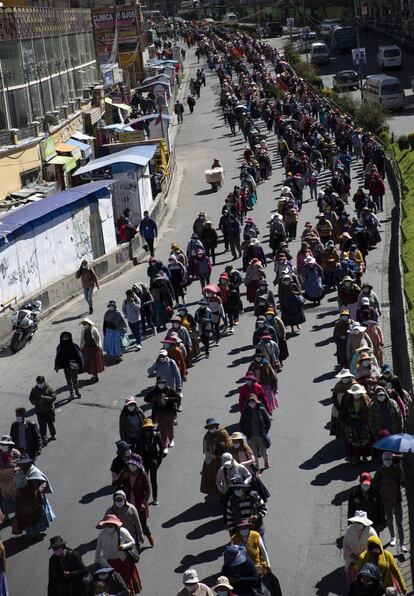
[8,300,42,353]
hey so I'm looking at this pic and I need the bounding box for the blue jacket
[139,217,157,239]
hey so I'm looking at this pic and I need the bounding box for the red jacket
[239,381,271,414]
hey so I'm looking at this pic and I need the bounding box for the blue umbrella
[373,433,414,453]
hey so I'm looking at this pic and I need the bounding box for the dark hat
[15,407,26,415]
[243,371,256,381]
[49,535,66,550]
[235,519,253,529]
[115,440,131,453]
[93,559,114,575]
[204,417,219,429]
[223,544,248,567]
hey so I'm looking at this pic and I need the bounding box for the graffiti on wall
[72,213,93,261]
[0,249,39,289]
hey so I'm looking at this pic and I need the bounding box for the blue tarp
[0,180,114,244]
[69,138,93,158]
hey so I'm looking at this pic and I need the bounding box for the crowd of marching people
[0,20,411,596]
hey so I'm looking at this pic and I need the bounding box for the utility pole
[353,0,363,100]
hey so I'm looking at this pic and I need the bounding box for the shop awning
[69,138,93,158]
[133,114,171,122]
[104,98,132,112]
[55,143,82,161]
[49,155,78,173]
[71,131,95,141]
[0,180,114,242]
[74,145,157,177]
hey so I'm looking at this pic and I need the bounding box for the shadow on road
[313,370,337,383]
[311,462,360,486]
[315,566,346,595]
[72,537,97,557]
[52,313,84,325]
[186,516,224,540]
[174,544,225,574]
[79,484,113,504]
[162,501,220,528]
[3,533,45,557]
[299,439,343,470]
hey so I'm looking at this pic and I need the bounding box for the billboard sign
[92,6,140,67]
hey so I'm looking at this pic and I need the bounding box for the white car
[377,45,402,69]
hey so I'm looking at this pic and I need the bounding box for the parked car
[332,69,359,92]
[377,45,402,69]
[298,31,317,52]
[362,74,405,110]
[320,18,342,39]
[264,22,283,37]
[310,42,330,65]
[223,12,238,23]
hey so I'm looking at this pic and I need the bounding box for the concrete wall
[0,144,41,199]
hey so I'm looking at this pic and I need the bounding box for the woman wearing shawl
[0,435,20,521]
[54,331,84,400]
[14,456,55,537]
[103,301,127,359]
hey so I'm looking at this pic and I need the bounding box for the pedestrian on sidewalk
[139,211,157,257]
[79,318,104,383]
[187,94,196,114]
[29,376,56,446]
[200,418,231,496]
[348,472,385,533]
[174,100,184,123]
[148,350,182,394]
[132,282,155,337]
[76,259,99,315]
[54,331,84,400]
[122,290,142,351]
[354,536,406,594]
[10,408,41,460]
[194,299,213,358]
[90,560,129,596]
[239,394,271,470]
[216,453,251,496]
[343,511,377,585]
[103,301,127,360]
[135,419,163,505]
[47,535,87,596]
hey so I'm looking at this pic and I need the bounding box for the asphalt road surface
[290,29,414,137]
[0,46,396,595]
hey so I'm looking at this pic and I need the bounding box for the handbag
[117,528,140,563]
[262,570,283,596]
[68,360,80,372]
[120,334,130,349]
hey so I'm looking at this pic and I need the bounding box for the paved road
[292,29,414,137]
[0,47,396,595]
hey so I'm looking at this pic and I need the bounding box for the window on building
[0,92,8,130]
[77,32,86,64]
[8,88,30,129]
[1,41,24,86]
[20,167,41,187]
[21,40,36,81]
[33,39,46,69]
[44,39,58,74]
[29,83,43,120]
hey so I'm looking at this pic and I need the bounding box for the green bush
[283,42,300,66]
[408,133,414,150]
[378,130,391,146]
[398,135,410,150]
[353,103,388,135]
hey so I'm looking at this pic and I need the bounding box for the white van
[362,74,405,110]
[377,45,402,69]
[310,42,330,65]
[223,12,238,23]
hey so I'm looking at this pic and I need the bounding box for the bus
[330,26,357,52]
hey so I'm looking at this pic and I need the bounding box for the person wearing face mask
[338,276,361,320]
[29,375,57,447]
[91,559,129,596]
[348,473,385,533]
[221,544,261,596]
[359,319,384,369]
[239,395,271,471]
[176,304,200,360]
[148,350,182,394]
[119,398,145,453]
[194,299,213,358]
[256,332,281,378]
[161,336,187,381]
[369,386,403,442]
[213,576,235,596]
[229,432,256,474]
[239,372,270,415]
[105,490,144,547]
[334,309,353,368]
[224,479,268,536]
[110,441,143,486]
[348,562,385,596]
[346,324,373,365]
[122,290,142,352]
[356,297,379,325]
[14,455,55,538]
[10,407,41,461]
[355,536,406,594]
[254,280,275,318]
[204,289,226,347]
[278,274,305,336]
[167,316,192,365]
[135,419,163,505]
[95,514,142,594]
[354,352,380,383]
[320,240,339,289]
[168,256,187,305]
[252,316,277,346]
[247,351,278,414]
[244,259,265,302]
[79,318,105,383]
[343,511,378,586]
[372,453,407,554]
[200,418,231,496]
[177,568,214,595]
[0,435,20,521]
[145,377,180,454]
[54,331,84,399]
[264,308,288,363]
[340,384,373,464]
[231,520,270,578]
[75,259,99,315]
[357,283,381,316]
[216,453,251,496]
[114,458,154,548]
[47,535,87,596]
[380,365,410,410]
[103,301,128,361]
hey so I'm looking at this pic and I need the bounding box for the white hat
[250,238,259,245]
[221,452,233,464]
[183,569,199,585]
[351,324,366,334]
[159,349,168,356]
[335,368,353,379]
[361,297,370,305]
[304,256,315,265]
[348,510,373,526]
[214,576,234,590]
[347,384,365,395]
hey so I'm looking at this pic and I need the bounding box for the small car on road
[332,70,359,92]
